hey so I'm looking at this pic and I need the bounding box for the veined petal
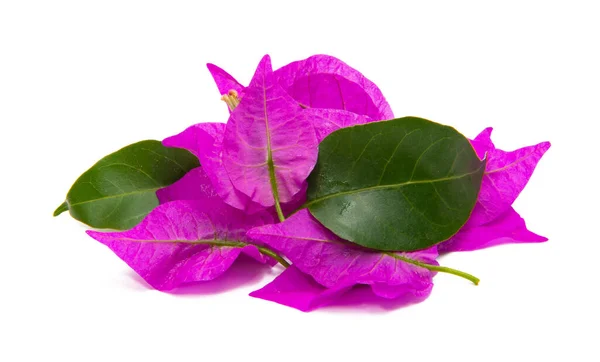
[439,207,547,252]
[274,54,394,120]
[87,198,275,291]
[207,63,245,99]
[247,210,436,302]
[222,55,318,207]
[467,128,550,227]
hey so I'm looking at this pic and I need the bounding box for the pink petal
[439,207,548,252]
[250,265,351,312]
[163,122,224,160]
[274,54,394,120]
[156,167,219,204]
[87,199,275,291]
[470,127,495,159]
[222,55,318,206]
[163,122,266,213]
[468,138,551,227]
[304,108,373,142]
[206,63,245,99]
[250,262,434,312]
[247,210,436,301]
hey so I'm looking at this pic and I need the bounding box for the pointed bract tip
[258,54,273,70]
[86,229,109,245]
[540,141,551,152]
[474,127,494,142]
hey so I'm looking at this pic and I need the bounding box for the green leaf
[304,117,486,251]
[54,140,199,230]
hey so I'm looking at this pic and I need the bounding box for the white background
[1,1,598,361]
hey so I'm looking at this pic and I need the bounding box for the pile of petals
[60,54,550,311]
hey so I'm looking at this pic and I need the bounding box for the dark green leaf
[54,140,199,230]
[305,117,485,251]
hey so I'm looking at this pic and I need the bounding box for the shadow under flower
[249,265,430,313]
[322,285,430,314]
[125,254,282,296]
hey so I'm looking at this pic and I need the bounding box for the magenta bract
[247,210,437,310]
[304,108,372,142]
[222,55,318,207]
[250,265,351,312]
[206,63,245,100]
[439,207,547,252]
[156,167,218,204]
[439,128,550,252]
[468,128,551,227]
[273,54,394,120]
[163,122,267,213]
[87,167,276,291]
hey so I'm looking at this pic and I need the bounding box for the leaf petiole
[386,253,480,285]
[257,246,290,268]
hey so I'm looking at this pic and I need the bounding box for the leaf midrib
[262,73,284,219]
[68,187,162,207]
[305,167,483,208]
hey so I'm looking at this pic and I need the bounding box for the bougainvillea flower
[86,167,279,291]
[222,55,318,210]
[247,210,437,311]
[207,54,393,129]
[438,128,550,252]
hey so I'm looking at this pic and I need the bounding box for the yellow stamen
[221,89,240,111]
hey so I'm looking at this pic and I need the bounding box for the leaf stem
[388,253,480,285]
[261,78,285,223]
[257,246,290,268]
[266,133,285,222]
[267,138,285,222]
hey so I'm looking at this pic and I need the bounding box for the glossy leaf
[222,55,318,211]
[247,210,437,300]
[274,54,394,120]
[87,197,277,291]
[54,140,199,230]
[304,117,486,251]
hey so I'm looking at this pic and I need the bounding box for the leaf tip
[53,201,69,217]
